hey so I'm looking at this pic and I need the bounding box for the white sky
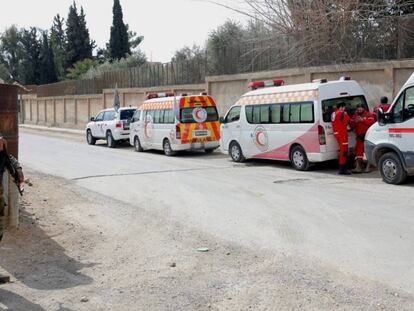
[0,0,247,63]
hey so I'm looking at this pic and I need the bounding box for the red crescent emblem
[256,131,266,147]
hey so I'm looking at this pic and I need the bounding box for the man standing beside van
[350,104,375,173]
[332,102,351,175]
[373,96,391,117]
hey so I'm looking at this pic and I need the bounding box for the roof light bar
[312,78,328,83]
[339,76,351,81]
[147,93,158,99]
[146,92,175,100]
[249,79,285,90]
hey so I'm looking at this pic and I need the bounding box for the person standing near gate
[332,102,351,175]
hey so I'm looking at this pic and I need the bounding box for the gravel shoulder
[0,169,414,311]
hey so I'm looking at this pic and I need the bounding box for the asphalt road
[19,130,414,295]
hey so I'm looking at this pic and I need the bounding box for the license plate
[194,130,209,137]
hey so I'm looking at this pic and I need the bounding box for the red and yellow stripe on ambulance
[178,96,221,144]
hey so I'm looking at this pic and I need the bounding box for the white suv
[86,107,137,148]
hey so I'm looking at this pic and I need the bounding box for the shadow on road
[0,289,45,311]
[0,210,94,291]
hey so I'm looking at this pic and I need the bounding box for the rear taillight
[115,121,122,128]
[176,124,181,139]
[318,125,326,145]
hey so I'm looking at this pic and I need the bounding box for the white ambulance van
[220,78,368,170]
[129,93,221,156]
[365,73,414,184]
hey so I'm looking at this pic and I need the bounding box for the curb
[20,124,84,136]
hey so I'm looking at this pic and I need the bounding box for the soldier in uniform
[0,136,24,243]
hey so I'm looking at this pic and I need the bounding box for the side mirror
[377,108,391,126]
[90,117,95,122]
[219,116,226,124]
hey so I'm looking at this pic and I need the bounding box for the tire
[379,152,407,185]
[290,145,310,171]
[229,141,245,163]
[134,136,143,152]
[205,148,215,154]
[106,131,117,148]
[86,130,96,145]
[163,139,176,156]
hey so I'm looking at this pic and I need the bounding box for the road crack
[71,166,231,181]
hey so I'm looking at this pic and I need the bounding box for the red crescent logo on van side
[253,126,269,151]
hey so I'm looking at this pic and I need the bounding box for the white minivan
[220,78,368,170]
[365,73,414,184]
[129,93,221,156]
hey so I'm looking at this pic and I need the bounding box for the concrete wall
[21,60,414,129]
[206,60,414,114]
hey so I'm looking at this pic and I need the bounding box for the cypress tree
[65,2,93,68]
[50,14,66,80]
[39,32,58,84]
[20,27,41,85]
[79,7,93,59]
[108,0,130,60]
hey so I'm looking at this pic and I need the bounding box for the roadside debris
[80,296,89,303]
[197,247,209,253]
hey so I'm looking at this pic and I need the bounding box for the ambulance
[129,93,221,155]
[220,77,368,170]
[365,73,414,184]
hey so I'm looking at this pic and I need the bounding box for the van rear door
[178,96,220,144]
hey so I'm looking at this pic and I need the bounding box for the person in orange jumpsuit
[332,102,351,175]
[350,104,376,173]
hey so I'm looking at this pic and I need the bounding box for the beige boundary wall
[21,60,414,129]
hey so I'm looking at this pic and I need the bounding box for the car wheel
[86,130,96,145]
[205,148,215,154]
[106,131,117,148]
[229,141,245,163]
[163,139,176,156]
[134,136,143,152]
[290,145,310,171]
[379,152,407,185]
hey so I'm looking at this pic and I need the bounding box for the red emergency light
[249,79,285,90]
[146,92,175,100]
[147,93,158,99]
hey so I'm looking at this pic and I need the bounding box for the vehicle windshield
[180,107,219,123]
[120,109,136,120]
[322,95,368,122]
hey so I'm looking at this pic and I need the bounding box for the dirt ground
[0,169,414,311]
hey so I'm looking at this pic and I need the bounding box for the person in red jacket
[350,104,376,173]
[332,102,351,175]
[373,96,391,119]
